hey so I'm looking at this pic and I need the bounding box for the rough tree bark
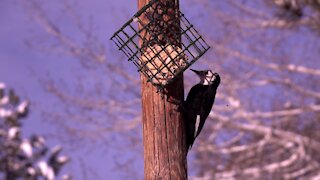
[138,0,188,179]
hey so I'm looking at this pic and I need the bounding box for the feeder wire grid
[110,0,210,91]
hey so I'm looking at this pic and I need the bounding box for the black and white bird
[184,69,220,150]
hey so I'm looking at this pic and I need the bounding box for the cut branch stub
[111,0,210,91]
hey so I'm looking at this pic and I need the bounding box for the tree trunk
[138,0,188,179]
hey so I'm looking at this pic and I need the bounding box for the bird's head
[191,69,220,86]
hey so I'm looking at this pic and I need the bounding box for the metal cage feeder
[110,0,210,91]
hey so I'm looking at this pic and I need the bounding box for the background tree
[16,0,320,179]
[0,83,69,180]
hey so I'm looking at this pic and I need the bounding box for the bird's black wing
[195,86,218,138]
[184,84,207,149]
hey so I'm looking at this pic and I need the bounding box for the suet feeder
[110,0,210,91]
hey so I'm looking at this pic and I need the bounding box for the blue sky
[5,0,318,179]
[0,0,138,179]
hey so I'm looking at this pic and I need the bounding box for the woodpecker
[184,69,220,150]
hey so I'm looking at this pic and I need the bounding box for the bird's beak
[190,69,200,75]
[190,69,202,78]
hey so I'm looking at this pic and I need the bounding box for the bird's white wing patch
[194,115,200,137]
